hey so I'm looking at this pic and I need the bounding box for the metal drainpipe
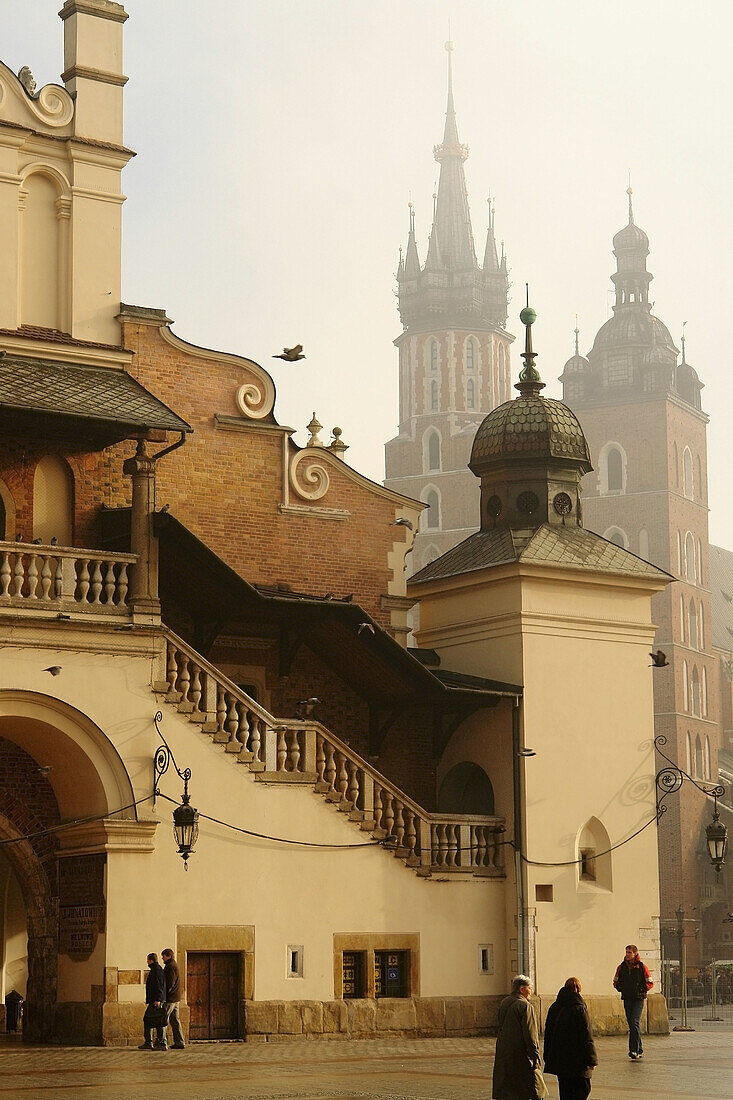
[512,695,527,977]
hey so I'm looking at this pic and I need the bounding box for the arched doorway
[438,762,495,815]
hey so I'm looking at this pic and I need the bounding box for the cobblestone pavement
[0,1032,731,1099]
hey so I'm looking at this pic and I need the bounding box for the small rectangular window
[535,884,554,902]
[342,951,366,998]
[478,944,494,975]
[287,945,304,978]
[375,950,410,998]
[579,849,596,882]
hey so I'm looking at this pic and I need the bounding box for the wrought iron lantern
[705,808,728,875]
[153,711,199,869]
[656,735,727,874]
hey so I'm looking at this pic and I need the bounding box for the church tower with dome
[384,43,514,575]
[560,192,720,963]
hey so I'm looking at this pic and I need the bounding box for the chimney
[59,0,128,145]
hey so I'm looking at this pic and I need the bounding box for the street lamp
[153,711,199,869]
[655,735,728,874]
[705,808,728,876]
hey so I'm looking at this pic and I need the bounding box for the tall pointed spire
[403,200,421,278]
[515,286,545,397]
[425,40,476,273]
[483,197,500,272]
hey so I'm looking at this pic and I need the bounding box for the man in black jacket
[139,952,167,1050]
[162,948,185,1049]
[613,944,653,1060]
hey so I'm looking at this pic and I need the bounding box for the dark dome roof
[470,394,591,471]
[613,221,649,252]
[562,352,590,374]
[592,311,676,352]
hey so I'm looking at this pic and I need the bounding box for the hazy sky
[3,0,732,546]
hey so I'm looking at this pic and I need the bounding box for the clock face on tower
[553,492,573,516]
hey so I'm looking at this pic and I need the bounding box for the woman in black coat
[543,977,598,1100]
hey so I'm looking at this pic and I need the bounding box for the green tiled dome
[470,395,592,471]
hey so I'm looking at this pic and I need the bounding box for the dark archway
[438,762,495,815]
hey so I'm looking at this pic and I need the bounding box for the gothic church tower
[384,43,514,574]
[561,191,720,962]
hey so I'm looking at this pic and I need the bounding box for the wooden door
[186,952,240,1040]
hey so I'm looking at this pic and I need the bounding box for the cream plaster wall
[0,630,509,1007]
[414,562,667,998]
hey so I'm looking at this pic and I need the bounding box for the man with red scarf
[613,944,653,1060]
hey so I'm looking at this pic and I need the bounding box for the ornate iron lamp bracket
[153,710,191,807]
[654,734,724,816]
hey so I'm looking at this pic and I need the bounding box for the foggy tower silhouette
[384,42,514,575]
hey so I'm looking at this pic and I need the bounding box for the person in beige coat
[492,975,548,1100]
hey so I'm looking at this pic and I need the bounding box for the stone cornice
[59,0,129,24]
[57,818,157,854]
[61,65,128,87]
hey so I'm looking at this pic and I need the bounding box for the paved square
[0,1031,730,1099]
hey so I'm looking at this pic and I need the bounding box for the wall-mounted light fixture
[153,710,199,869]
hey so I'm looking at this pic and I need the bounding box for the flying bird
[390,518,414,531]
[273,344,305,362]
[357,622,375,636]
[42,666,62,676]
[649,650,669,668]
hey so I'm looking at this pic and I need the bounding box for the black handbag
[144,1004,167,1029]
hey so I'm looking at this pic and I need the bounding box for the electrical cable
[0,796,151,848]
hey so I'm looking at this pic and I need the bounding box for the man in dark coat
[613,944,653,1060]
[162,948,185,1048]
[139,952,166,1050]
[492,975,548,1100]
[543,977,598,1100]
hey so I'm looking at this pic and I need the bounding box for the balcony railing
[0,539,136,616]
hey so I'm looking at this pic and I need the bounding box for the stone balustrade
[160,629,505,878]
[0,539,136,615]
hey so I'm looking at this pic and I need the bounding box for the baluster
[474,825,486,869]
[249,715,262,763]
[276,727,287,771]
[189,665,202,711]
[324,742,336,793]
[373,784,383,831]
[117,563,129,606]
[77,558,90,602]
[26,554,39,599]
[392,800,405,847]
[166,644,178,694]
[382,791,394,839]
[404,810,417,862]
[239,708,251,752]
[226,694,239,745]
[103,561,116,604]
[89,560,103,604]
[178,654,190,704]
[336,752,348,798]
[436,823,448,867]
[342,759,357,807]
[40,555,52,599]
[287,730,301,772]
[53,558,63,599]
[315,734,326,784]
[0,552,11,597]
[216,686,227,739]
[447,824,459,867]
[11,553,24,597]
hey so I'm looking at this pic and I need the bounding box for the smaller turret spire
[403,200,421,278]
[515,286,545,397]
[681,321,687,364]
[574,315,580,357]
[627,185,634,225]
[483,196,500,272]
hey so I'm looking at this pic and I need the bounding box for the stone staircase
[153,627,505,879]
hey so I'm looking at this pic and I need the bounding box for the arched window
[697,539,703,585]
[466,338,476,372]
[430,341,438,373]
[466,378,475,410]
[425,489,440,529]
[21,172,62,329]
[686,732,692,774]
[702,667,708,717]
[673,442,679,488]
[696,456,703,501]
[680,594,686,644]
[426,431,441,472]
[695,734,703,777]
[705,736,711,780]
[638,529,650,561]
[431,380,438,411]
[438,762,495,815]
[685,532,695,583]
[677,531,683,576]
[683,448,694,499]
[688,599,697,649]
[699,604,705,649]
[0,478,15,541]
[607,448,623,491]
[691,666,701,716]
[603,527,628,549]
[577,818,612,891]
[33,456,73,545]
[424,544,440,567]
[683,660,689,711]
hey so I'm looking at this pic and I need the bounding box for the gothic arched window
[691,666,701,716]
[680,593,686,643]
[688,599,697,649]
[673,442,679,487]
[697,539,703,585]
[686,732,692,774]
[467,378,475,410]
[694,734,703,776]
[705,735,711,779]
[431,380,438,411]
[425,489,440,529]
[683,660,689,711]
[638,529,650,561]
[696,455,703,502]
[607,448,623,491]
[683,447,694,499]
[703,667,708,717]
[426,431,441,471]
[430,341,438,373]
[699,603,705,649]
[466,338,476,372]
[604,527,628,549]
[685,532,695,583]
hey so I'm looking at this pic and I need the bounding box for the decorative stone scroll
[58,853,106,960]
[235,377,275,420]
[289,449,330,502]
[0,73,74,128]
